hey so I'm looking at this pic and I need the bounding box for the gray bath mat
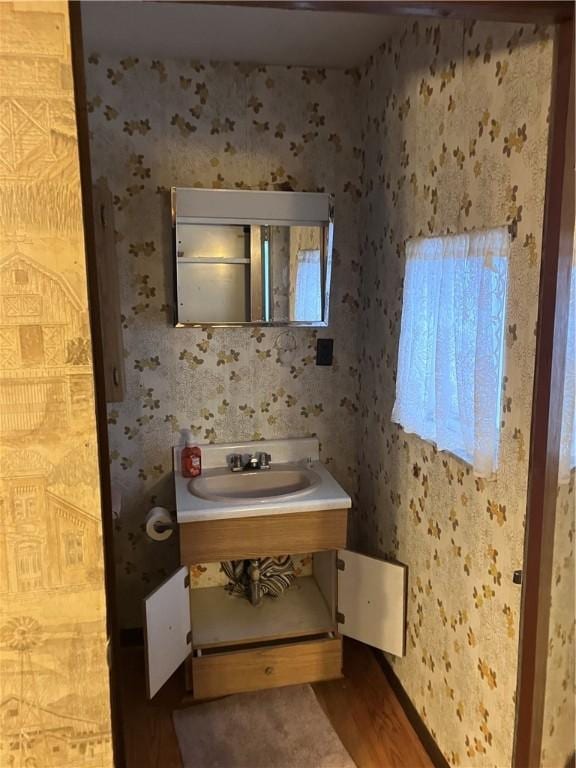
[173,683,356,768]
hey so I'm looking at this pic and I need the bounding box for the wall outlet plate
[316,338,334,366]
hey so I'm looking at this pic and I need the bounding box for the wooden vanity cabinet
[143,508,406,700]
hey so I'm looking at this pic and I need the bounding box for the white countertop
[174,438,352,523]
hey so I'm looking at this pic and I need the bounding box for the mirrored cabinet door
[268,225,325,324]
[172,188,334,327]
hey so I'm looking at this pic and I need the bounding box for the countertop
[173,438,352,523]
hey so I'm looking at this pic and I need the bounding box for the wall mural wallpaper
[84,16,561,768]
[84,54,363,627]
[0,2,112,767]
[357,19,554,768]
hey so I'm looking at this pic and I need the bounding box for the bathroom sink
[188,464,320,503]
[174,438,352,522]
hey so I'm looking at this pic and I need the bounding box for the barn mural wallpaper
[0,3,112,766]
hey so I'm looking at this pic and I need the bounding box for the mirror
[172,188,333,327]
[268,226,324,324]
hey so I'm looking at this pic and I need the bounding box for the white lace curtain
[294,249,322,322]
[392,227,510,477]
[559,249,576,484]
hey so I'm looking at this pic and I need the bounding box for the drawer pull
[265,666,274,676]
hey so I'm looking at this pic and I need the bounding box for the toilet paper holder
[145,507,176,542]
[153,522,174,533]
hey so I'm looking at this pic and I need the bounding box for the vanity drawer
[189,636,342,699]
[180,509,348,564]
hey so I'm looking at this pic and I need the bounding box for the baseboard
[374,651,450,768]
[120,627,144,647]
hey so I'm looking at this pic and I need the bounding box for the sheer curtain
[559,249,576,483]
[392,227,509,477]
[293,249,322,321]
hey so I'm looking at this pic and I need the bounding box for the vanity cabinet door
[337,550,407,657]
[143,566,191,697]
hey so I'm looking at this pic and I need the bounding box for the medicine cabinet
[172,187,334,327]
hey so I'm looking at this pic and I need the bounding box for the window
[19,325,44,365]
[64,533,84,566]
[392,227,509,476]
[16,542,42,590]
[559,251,575,483]
[14,269,28,285]
[13,485,38,520]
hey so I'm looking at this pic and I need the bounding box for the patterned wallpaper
[84,55,363,627]
[541,476,575,766]
[0,2,112,766]
[356,19,554,767]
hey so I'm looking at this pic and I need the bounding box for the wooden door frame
[513,17,575,768]
[68,2,574,767]
[204,1,574,24]
[68,3,126,767]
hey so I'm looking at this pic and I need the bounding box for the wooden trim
[374,652,449,768]
[200,1,574,23]
[179,508,348,563]
[68,3,126,767]
[92,179,125,402]
[120,628,145,647]
[513,18,575,768]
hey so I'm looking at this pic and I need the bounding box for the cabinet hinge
[336,611,345,624]
[186,630,192,645]
[336,558,345,571]
[184,574,190,588]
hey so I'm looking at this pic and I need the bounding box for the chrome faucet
[256,452,271,470]
[229,452,271,472]
[229,453,243,472]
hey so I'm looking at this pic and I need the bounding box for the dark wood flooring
[119,638,433,768]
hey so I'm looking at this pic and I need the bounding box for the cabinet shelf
[189,575,335,650]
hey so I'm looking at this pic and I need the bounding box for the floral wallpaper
[541,475,575,766]
[0,3,112,766]
[356,19,553,768]
[84,56,363,627]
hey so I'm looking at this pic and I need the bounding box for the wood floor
[119,638,433,768]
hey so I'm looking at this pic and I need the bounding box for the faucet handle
[258,452,271,469]
[229,453,243,472]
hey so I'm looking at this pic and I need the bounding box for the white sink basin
[189,464,320,503]
[174,438,352,522]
